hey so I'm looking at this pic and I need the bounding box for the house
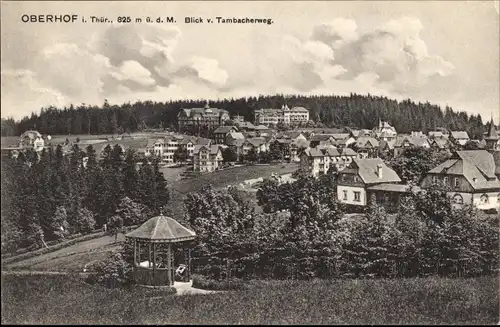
[420,150,500,211]
[254,125,273,138]
[300,147,359,177]
[213,126,238,144]
[177,102,230,132]
[484,117,500,151]
[178,136,199,160]
[337,158,403,207]
[378,139,396,156]
[20,130,45,152]
[147,137,180,163]
[449,131,470,146]
[240,137,268,155]
[254,105,309,126]
[392,134,431,156]
[309,134,338,148]
[428,130,449,139]
[354,137,380,158]
[193,144,223,173]
[373,120,397,138]
[273,132,309,161]
[366,184,415,213]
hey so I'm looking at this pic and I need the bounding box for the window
[454,177,459,188]
[343,190,348,200]
[452,194,463,204]
[341,175,345,182]
[443,177,448,185]
[480,194,489,204]
[354,191,361,202]
[432,176,437,184]
[354,176,358,183]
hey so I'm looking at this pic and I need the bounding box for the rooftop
[125,215,196,243]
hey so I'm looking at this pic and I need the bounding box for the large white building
[253,105,309,126]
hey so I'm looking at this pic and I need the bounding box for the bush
[192,274,248,291]
[86,251,134,288]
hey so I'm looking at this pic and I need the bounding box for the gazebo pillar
[152,242,156,286]
[133,239,137,266]
[167,243,172,286]
[138,241,141,265]
[148,243,152,268]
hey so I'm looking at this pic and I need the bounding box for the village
[3,102,500,213]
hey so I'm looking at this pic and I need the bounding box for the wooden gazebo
[125,215,196,287]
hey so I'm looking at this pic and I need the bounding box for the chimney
[377,163,383,179]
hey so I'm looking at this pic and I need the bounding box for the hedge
[192,274,248,291]
[2,225,139,266]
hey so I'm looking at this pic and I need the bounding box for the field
[2,273,498,324]
[3,234,126,272]
[166,163,298,218]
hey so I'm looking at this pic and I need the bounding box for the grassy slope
[1,274,498,325]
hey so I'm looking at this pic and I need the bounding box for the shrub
[86,251,134,288]
[192,274,248,291]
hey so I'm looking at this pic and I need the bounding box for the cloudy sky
[1,1,499,123]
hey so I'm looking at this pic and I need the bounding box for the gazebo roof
[125,215,196,243]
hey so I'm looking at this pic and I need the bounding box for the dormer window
[480,194,489,204]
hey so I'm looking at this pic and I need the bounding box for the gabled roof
[125,215,196,242]
[196,137,212,146]
[330,133,350,140]
[428,131,447,138]
[428,150,500,190]
[393,135,430,148]
[193,144,221,155]
[455,150,496,178]
[430,138,450,148]
[355,137,380,148]
[379,139,396,150]
[179,136,198,145]
[346,158,401,184]
[214,126,238,134]
[450,131,470,139]
[178,107,229,118]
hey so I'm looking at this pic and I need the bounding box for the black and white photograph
[1,0,499,324]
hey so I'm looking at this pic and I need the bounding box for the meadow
[1,273,498,325]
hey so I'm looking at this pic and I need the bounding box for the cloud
[312,18,359,49]
[109,60,156,87]
[1,69,67,119]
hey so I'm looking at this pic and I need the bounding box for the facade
[147,137,180,163]
[392,135,431,156]
[254,105,309,126]
[193,145,223,173]
[309,134,338,149]
[337,158,402,206]
[300,147,359,177]
[240,137,268,155]
[420,150,500,211]
[20,130,45,152]
[177,103,230,131]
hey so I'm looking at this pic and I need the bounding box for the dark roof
[125,215,196,243]
[485,118,499,140]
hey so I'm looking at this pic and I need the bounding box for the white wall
[337,185,366,206]
[447,191,500,210]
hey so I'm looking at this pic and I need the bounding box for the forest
[0,94,488,139]
[0,144,169,253]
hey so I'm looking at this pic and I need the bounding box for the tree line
[184,172,498,280]
[1,144,169,253]
[1,94,489,138]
